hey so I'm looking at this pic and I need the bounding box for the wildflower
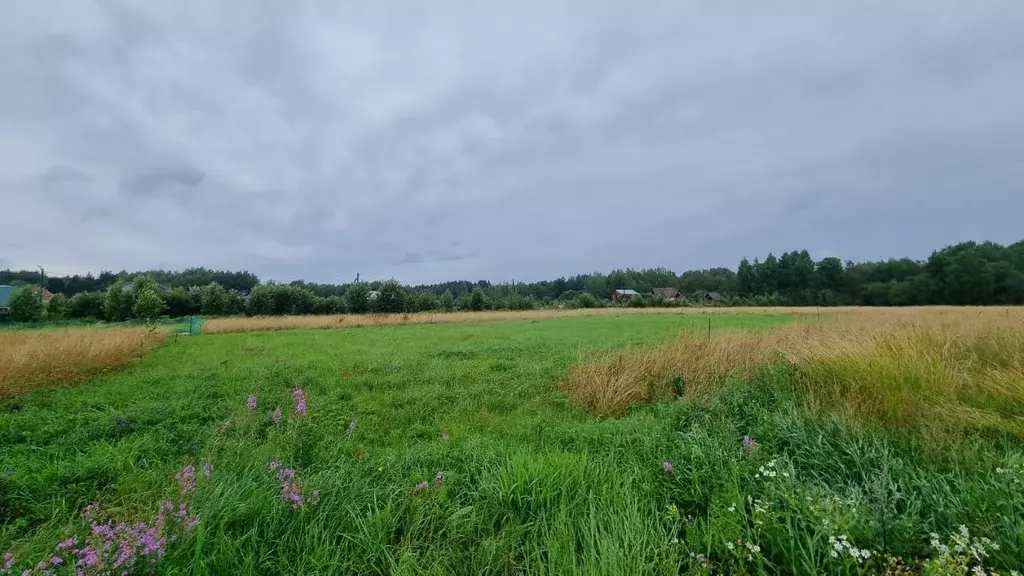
[743,435,756,449]
[414,481,429,492]
[272,408,282,422]
[725,542,735,551]
[3,552,14,571]
[695,553,707,562]
[292,388,307,416]
[441,431,450,441]
[278,468,296,483]
[281,482,304,508]
[436,471,446,483]
[270,460,282,472]
[727,504,736,512]
[75,546,100,568]
[247,394,257,409]
[56,536,78,550]
[348,419,357,434]
[310,489,320,504]
[202,462,213,478]
[662,461,674,473]
[175,464,196,494]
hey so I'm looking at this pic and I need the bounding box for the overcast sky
[2,1,1023,284]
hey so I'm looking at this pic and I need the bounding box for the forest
[2,240,1022,322]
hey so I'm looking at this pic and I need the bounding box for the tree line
[2,239,1022,323]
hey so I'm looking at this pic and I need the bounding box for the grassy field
[1,311,1022,574]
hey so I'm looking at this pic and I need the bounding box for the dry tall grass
[562,307,1024,434]
[0,327,167,398]
[201,306,847,334]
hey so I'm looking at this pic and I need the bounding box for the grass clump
[562,307,1024,435]
[0,327,166,398]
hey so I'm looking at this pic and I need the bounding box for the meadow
[1,309,1022,575]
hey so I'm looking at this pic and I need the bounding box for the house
[652,287,680,300]
[611,289,639,301]
[368,290,381,300]
[0,285,12,317]
[41,288,54,303]
[702,291,727,303]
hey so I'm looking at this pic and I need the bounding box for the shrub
[245,284,275,316]
[572,292,600,309]
[439,290,455,311]
[105,279,134,321]
[376,279,406,313]
[46,293,71,320]
[200,282,228,315]
[469,288,487,311]
[133,287,166,319]
[8,286,45,322]
[345,282,371,314]
[165,287,198,317]
[70,291,106,320]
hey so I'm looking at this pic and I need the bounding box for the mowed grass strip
[0,327,167,398]
[200,306,839,333]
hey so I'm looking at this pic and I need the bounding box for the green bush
[46,293,71,320]
[376,279,406,313]
[345,282,371,314]
[439,289,455,311]
[104,279,134,321]
[572,292,600,309]
[245,284,274,315]
[69,291,106,319]
[469,288,487,311]
[8,286,45,322]
[200,282,228,315]
[132,287,166,319]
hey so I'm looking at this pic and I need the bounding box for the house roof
[653,287,680,298]
[0,285,12,308]
[613,289,639,295]
[706,291,726,301]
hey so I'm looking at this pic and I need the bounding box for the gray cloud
[1,0,1023,283]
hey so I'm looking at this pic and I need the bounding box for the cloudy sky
[2,1,1023,284]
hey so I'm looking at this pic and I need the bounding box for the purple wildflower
[75,546,100,568]
[56,536,78,550]
[247,394,257,409]
[175,464,196,494]
[310,489,320,504]
[3,552,14,571]
[49,555,63,566]
[281,481,304,508]
[278,468,295,483]
[743,435,757,450]
[270,459,282,472]
[292,388,307,416]
[202,462,213,478]
[272,408,282,423]
[23,568,33,576]
[662,461,674,473]
[414,481,429,492]
[82,502,100,519]
[348,419,357,434]
[436,471,446,483]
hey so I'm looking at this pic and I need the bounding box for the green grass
[1,314,1022,574]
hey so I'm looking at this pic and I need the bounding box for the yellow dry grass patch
[202,306,853,334]
[0,327,167,398]
[562,307,1024,433]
